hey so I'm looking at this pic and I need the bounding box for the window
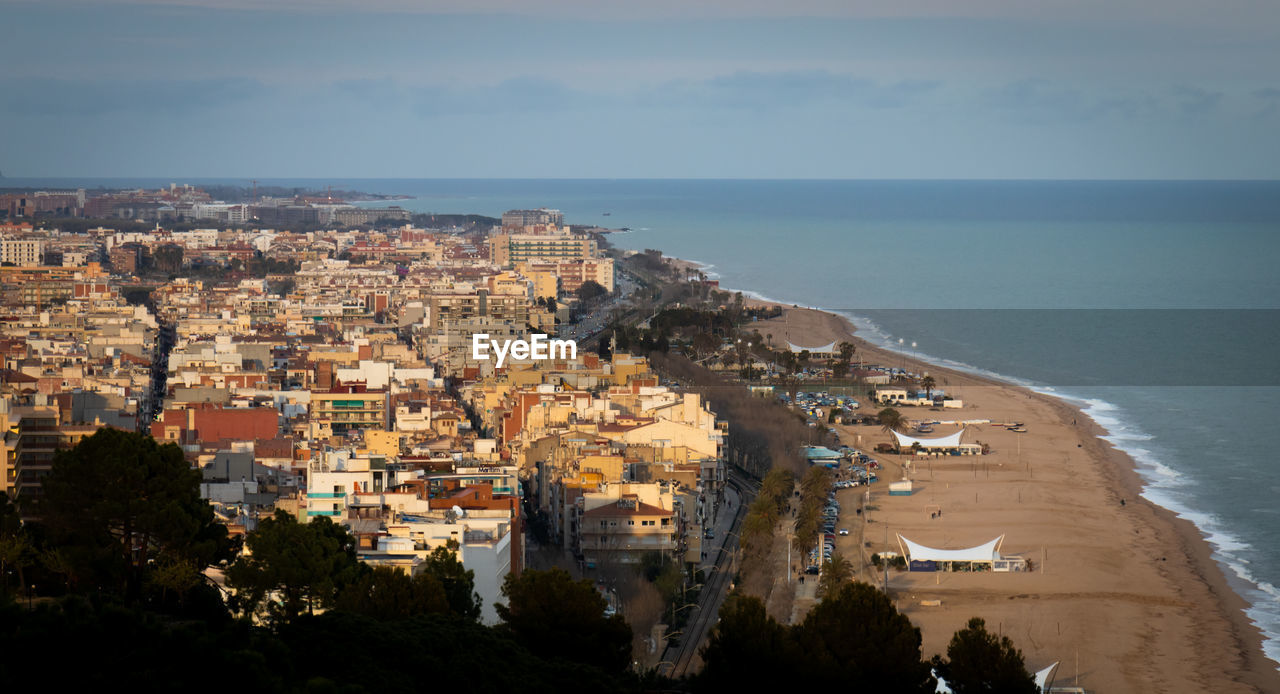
[627,520,635,526]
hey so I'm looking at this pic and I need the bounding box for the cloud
[0,77,266,116]
[332,76,598,117]
[981,79,1113,123]
[1169,85,1222,117]
[1252,87,1280,119]
[654,70,941,111]
[981,79,1236,124]
[332,71,941,117]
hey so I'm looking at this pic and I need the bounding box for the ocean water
[14,177,1280,665]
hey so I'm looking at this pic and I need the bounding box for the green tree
[35,428,228,599]
[878,407,905,434]
[817,552,853,599]
[227,511,362,625]
[0,495,33,596]
[334,566,450,620]
[931,617,1038,694]
[759,468,795,515]
[268,277,296,296]
[495,567,632,673]
[793,582,935,691]
[153,244,184,273]
[421,541,482,621]
[576,280,608,303]
[697,594,799,691]
[921,375,937,399]
[800,466,833,499]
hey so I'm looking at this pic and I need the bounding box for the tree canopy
[34,427,229,600]
[931,617,1038,694]
[334,565,451,620]
[878,407,905,433]
[496,567,632,673]
[696,594,799,691]
[227,510,362,624]
[576,279,609,303]
[421,540,482,621]
[701,583,936,692]
[793,582,935,691]
[817,552,853,599]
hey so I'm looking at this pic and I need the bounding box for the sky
[3,0,1279,179]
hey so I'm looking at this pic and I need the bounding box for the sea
[11,177,1280,666]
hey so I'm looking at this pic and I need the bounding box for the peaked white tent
[891,428,965,449]
[898,534,1005,563]
[787,340,836,355]
[1034,662,1059,693]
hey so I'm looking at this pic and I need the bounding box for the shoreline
[710,285,1279,690]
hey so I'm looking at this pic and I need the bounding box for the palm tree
[920,376,936,399]
[878,407,905,433]
[817,552,854,598]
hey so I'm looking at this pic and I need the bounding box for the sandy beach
[747,302,1280,693]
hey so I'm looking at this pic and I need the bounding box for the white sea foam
[1043,394,1280,670]
[678,259,721,279]
[842,312,1041,388]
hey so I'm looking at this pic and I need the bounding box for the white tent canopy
[1034,662,1059,693]
[891,428,965,449]
[898,534,1004,563]
[787,340,836,354]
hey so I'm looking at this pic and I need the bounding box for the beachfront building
[874,387,910,404]
[489,228,599,267]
